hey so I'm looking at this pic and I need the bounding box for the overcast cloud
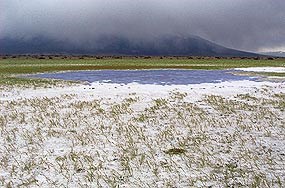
[1,0,285,52]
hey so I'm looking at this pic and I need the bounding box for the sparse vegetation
[0,86,284,187]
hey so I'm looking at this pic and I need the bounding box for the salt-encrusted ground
[235,67,285,73]
[0,73,285,187]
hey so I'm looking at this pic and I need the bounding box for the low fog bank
[1,0,285,51]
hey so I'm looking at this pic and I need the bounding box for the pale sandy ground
[0,68,285,187]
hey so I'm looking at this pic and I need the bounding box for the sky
[1,0,285,52]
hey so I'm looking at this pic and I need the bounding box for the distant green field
[0,58,284,86]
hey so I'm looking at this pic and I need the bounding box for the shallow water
[30,69,259,85]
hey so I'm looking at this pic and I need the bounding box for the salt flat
[1,80,283,101]
[235,67,285,73]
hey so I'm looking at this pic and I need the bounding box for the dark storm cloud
[1,0,285,51]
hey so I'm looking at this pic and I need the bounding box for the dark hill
[0,35,259,57]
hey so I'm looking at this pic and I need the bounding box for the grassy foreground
[0,57,285,86]
[1,87,284,187]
